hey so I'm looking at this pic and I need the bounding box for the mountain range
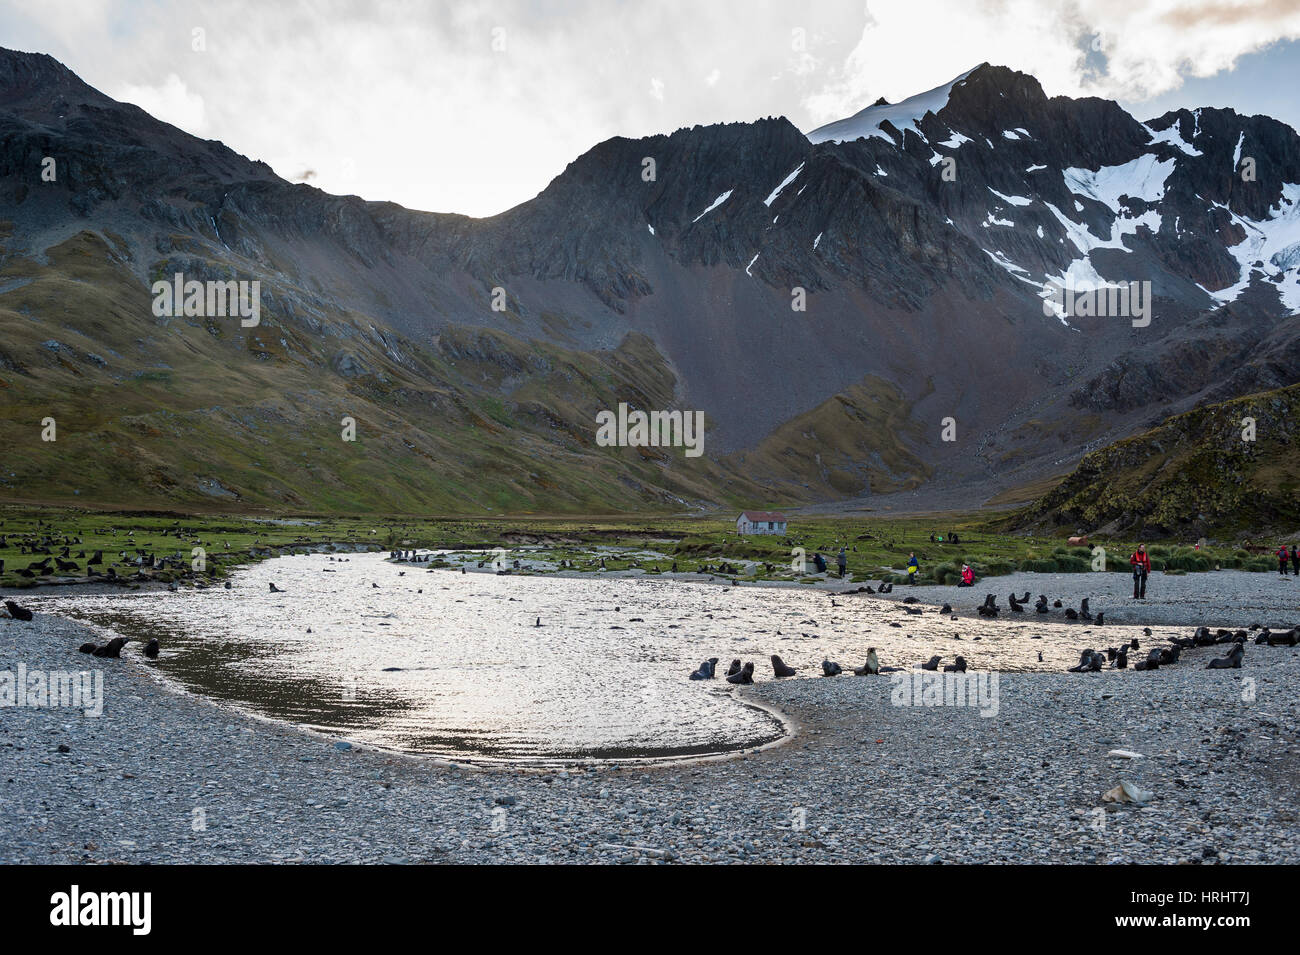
[2,48,1298,527]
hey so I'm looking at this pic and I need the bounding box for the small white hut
[736,510,788,535]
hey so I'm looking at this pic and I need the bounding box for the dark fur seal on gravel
[1207,644,1244,669]
[725,661,754,685]
[942,656,967,673]
[78,642,96,654]
[920,655,941,671]
[821,660,842,676]
[770,655,797,678]
[1068,649,1103,672]
[4,600,34,621]
[1034,595,1049,613]
[852,649,880,676]
[725,659,742,677]
[689,658,718,680]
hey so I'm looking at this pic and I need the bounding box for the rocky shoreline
[3,607,1298,864]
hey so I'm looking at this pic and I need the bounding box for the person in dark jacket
[1130,544,1151,599]
[813,552,827,573]
[907,552,920,583]
[837,547,847,578]
[1291,545,1299,576]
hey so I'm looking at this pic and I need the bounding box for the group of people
[1278,544,1300,576]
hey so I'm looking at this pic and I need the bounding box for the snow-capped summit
[806,65,982,144]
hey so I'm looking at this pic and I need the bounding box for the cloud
[803,0,1300,124]
[111,73,208,135]
[0,0,1295,217]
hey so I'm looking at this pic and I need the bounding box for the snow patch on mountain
[763,163,804,207]
[989,187,1032,207]
[1063,154,1176,212]
[692,189,733,223]
[805,67,977,145]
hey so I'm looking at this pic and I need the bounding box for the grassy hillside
[0,228,933,515]
[1021,383,1300,537]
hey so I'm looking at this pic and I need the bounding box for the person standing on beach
[1278,545,1291,576]
[1291,545,1299,576]
[907,552,919,583]
[1130,544,1151,599]
[837,547,848,579]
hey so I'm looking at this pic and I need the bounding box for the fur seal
[725,659,742,677]
[852,648,880,676]
[268,582,285,593]
[942,656,967,673]
[144,638,160,659]
[92,637,127,658]
[1207,644,1244,669]
[920,655,941,671]
[1068,649,1103,672]
[3,600,34,622]
[689,658,718,680]
[1034,595,1049,613]
[78,642,96,654]
[940,603,952,614]
[977,594,998,617]
[1064,607,1078,620]
[821,659,843,676]
[725,661,754,685]
[770,655,797,678]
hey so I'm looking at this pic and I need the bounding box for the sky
[2,0,1298,217]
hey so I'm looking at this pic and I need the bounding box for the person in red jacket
[1279,545,1291,576]
[1130,544,1151,599]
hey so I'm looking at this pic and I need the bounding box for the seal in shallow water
[689,658,718,680]
[725,661,754,685]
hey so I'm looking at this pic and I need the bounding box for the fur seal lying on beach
[770,655,797,677]
[689,658,718,680]
[144,638,160,659]
[3,600,34,621]
[1207,644,1244,669]
[942,656,967,673]
[821,660,842,676]
[268,582,285,593]
[78,642,96,654]
[940,604,952,614]
[920,655,941,671]
[725,662,754,685]
[1064,607,1078,620]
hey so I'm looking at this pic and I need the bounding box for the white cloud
[112,73,207,135]
[0,0,1296,217]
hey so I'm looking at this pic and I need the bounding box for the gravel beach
[4,604,1298,864]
